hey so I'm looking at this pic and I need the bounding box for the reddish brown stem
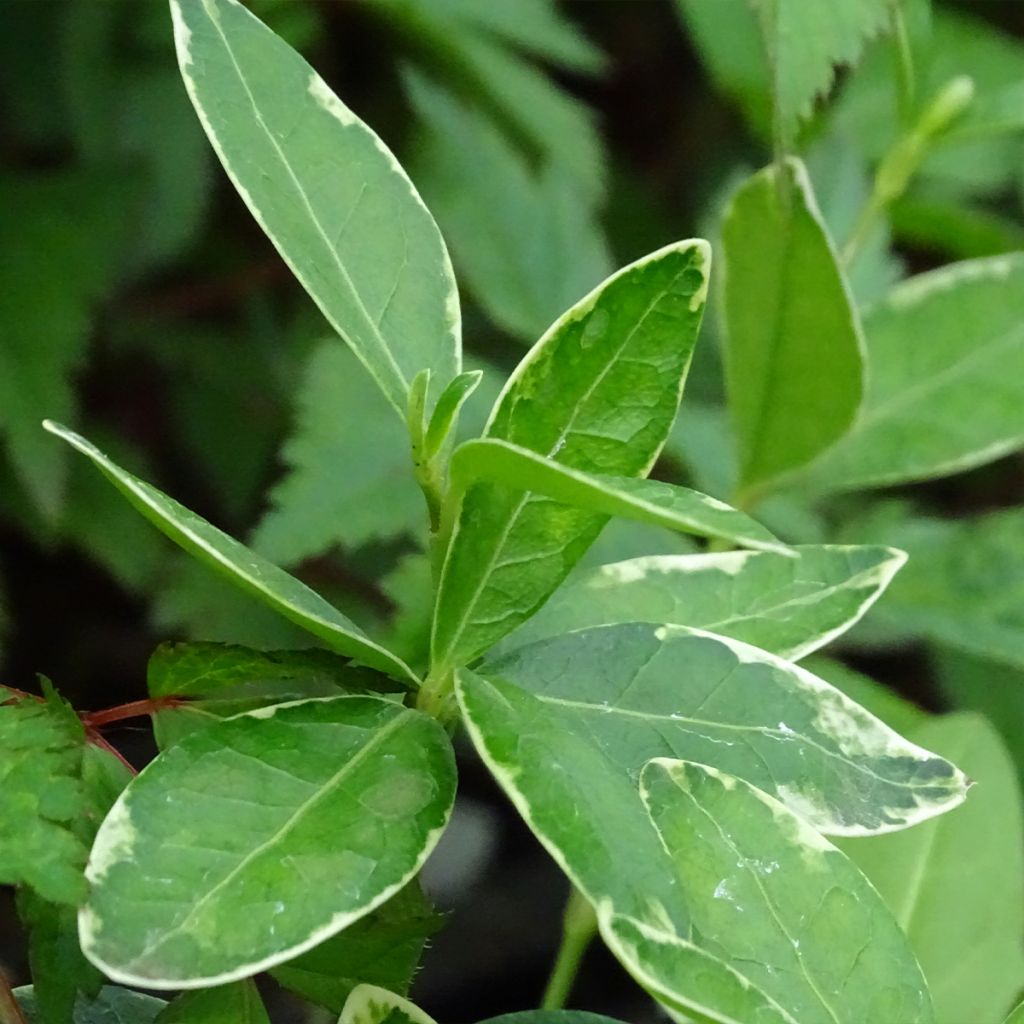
[0,975,28,1024]
[85,730,139,777]
[81,696,182,729]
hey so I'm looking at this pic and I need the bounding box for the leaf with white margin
[448,439,787,553]
[170,0,460,416]
[608,759,932,1024]
[479,1014,627,1024]
[431,239,710,672]
[338,984,436,1024]
[801,253,1024,492]
[45,422,418,686]
[840,713,1024,1024]
[476,623,967,835]
[455,673,933,1024]
[496,544,906,659]
[721,158,864,496]
[79,696,455,988]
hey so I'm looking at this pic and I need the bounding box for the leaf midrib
[199,1,409,401]
[122,705,412,970]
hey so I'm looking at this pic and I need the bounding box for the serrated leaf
[339,985,436,1024]
[449,439,786,553]
[756,0,892,146]
[0,687,88,904]
[46,423,417,685]
[170,0,460,416]
[841,713,1024,1024]
[801,254,1024,492]
[456,674,934,1024]
[271,881,440,1014]
[13,986,166,1024]
[0,174,129,519]
[80,696,455,987]
[370,0,605,199]
[498,545,905,660]
[473,624,966,835]
[406,74,612,343]
[251,342,425,564]
[432,240,711,670]
[154,980,268,1023]
[721,158,865,495]
[16,743,134,1024]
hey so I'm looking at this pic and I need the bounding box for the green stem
[891,2,916,126]
[541,887,598,1011]
[842,75,974,268]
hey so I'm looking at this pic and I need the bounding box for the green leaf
[479,1016,626,1024]
[473,623,966,835]
[339,985,437,1024]
[170,0,460,416]
[251,342,426,564]
[801,254,1024,492]
[497,544,905,660]
[674,0,772,138]
[154,981,268,1023]
[147,641,387,700]
[0,174,130,519]
[721,158,865,495]
[803,657,927,739]
[425,370,483,457]
[841,713,1024,1024]
[457,673,934,1024]
[0,685,88,904]
[1005,1002,1024,1024]
[370,0,606,199]
[857,507,1024,671]
[406,73,612,343]
[80,696,455,987]
[432,240,711,670]
[449,439,786,555]
[757,0,892,146]
[45,422,418,685]
[13,986,166,1024]
[270,882,440,1014]
[16,744,134,1024]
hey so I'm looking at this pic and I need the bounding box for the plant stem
[541,887,598,1011]
[891,3,916,126]
[82,697,180,729]
[0,975,27,1024]
[842,75,974,267]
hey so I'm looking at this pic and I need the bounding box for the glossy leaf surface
[270,882,439,1014]
[804,254,1024,491]
[499,545,905,659]
[458,673,934,1024]
[170,0,460,415]
[722,159,864,493]
[450,439,785,553]
[80,697,455,987]
[842,713,1024,1024]
[476,625,965,835]
[46,423,418,685]
[432,241,710,669]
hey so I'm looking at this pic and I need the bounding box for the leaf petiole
[540,886,598,1010]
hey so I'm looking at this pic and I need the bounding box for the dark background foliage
[2,2,1024,1021]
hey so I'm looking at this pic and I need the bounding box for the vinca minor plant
[8,0,1021,1022]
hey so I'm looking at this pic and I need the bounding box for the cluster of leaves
[3,0,1024,1023]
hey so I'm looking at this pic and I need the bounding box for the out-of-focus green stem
[843,75,975,267]
[541,887,598,1010]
